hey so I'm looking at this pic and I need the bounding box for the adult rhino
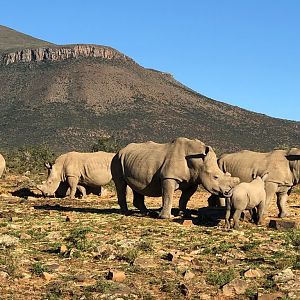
[218,148,300,217]
[0,153,5,177]
[111,137,240,219]
[37,151,115,198]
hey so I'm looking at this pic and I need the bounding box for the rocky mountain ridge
[0,44,133,65]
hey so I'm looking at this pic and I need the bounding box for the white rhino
[225,173,268,229]
[218,148,300,217]
[0,153,5,178]
[37,151,115,199]
[111,137,240,219]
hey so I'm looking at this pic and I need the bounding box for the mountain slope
[0,27,299,153]
[0,25,54,51]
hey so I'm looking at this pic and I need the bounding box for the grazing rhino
[225,173,268,230]
[0,153,5,178]
[111,137,240,219]
[218,148,300,217]
[37,151,115,199]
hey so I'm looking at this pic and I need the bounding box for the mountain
[0,26,299,153]
[0,25,54,51]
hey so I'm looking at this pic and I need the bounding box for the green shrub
[91,136,120,153]
[5,143,56,174]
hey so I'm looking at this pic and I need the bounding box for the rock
[21,272,32,279]
[257,291,284,300]
[10,216,19,222]
[100,188,109,197]
[46,231,62,240]
[183,270,195,280]
[182,220,193,226]
[41,272,55,281]
[59,245,68,254]
[76,274,87,282]
[269,219,299,230]
[222,278,248,297]
[107,270,126,282]
[0,271,9,279]
[46,263,60,272]
[19,233,32,240]
[273,268,294,283]
[0,234,19,247]
[244,268,264,278]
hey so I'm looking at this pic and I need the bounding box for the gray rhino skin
[225,173,268,230]
[111,137,240,219]
[37,151,115,198]
[219,148,300,217]
[0,154,5,178]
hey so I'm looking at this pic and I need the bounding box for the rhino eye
[213,175,219,180]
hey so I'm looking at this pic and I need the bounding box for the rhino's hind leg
[77,185,87,199]
[232,209,242,230]
[115,180,129,215]
[257,202,265,225]
[178,185,197,216]
[67,176,79,199]
[133,191,148,215]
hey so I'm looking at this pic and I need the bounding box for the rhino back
[219,150,292,185]
[63,152,115,186]
[118,142,168,194]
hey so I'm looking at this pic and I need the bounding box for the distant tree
[91,137,121,153]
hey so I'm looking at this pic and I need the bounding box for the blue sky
[1,0,299,121]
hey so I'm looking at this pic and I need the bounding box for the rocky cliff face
[0,44,133,65]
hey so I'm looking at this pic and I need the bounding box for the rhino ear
[44,162,52,169]
[185,146,210,159]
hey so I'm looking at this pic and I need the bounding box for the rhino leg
[77,185,87,198]
[178,185,198,216]
[276,192,288,218]
[264,182,278,215]
[257,201,265,225]
[133,191,148,215]
[232,209,242,230]
[225,198,232,229]
[67,176,79,199]
[115,180,129,215]
[159,179,179,219]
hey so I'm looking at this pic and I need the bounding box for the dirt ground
[0,174,299,300]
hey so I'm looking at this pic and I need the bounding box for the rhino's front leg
[257,201,265,225]
[178,185,198,216]
[67,176,79,199]
[77,185,87,198]
[264,182,278,215]
[276,192,289,218]
[159,179,178,219]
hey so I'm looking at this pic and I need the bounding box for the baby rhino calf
[225,173,268,230]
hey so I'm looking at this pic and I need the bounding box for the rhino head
[37,162,62,197]
[187,146,240,196]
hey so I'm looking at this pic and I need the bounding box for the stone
[41,272,55,281]
[20,233,32,240]
[10,216,19,222]
[273,268,294,283]
[107,270,126,282]
[59,245,68,254]
[182,220,193,226]
[183,270,195,280]
[76,274,87,282]
[46,263,60,272]
[244,268,264,278]
[164,251,179,262]
[179,283,189,296]
[269,219,299,230]
[0,271,9,279]
[222,278,248,297]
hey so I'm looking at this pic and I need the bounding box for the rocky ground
[0,174,299,300]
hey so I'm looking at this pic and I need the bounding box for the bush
[5,143,56,174]
[91,137,120,153]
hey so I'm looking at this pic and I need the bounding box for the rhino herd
[1,137,300,229]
